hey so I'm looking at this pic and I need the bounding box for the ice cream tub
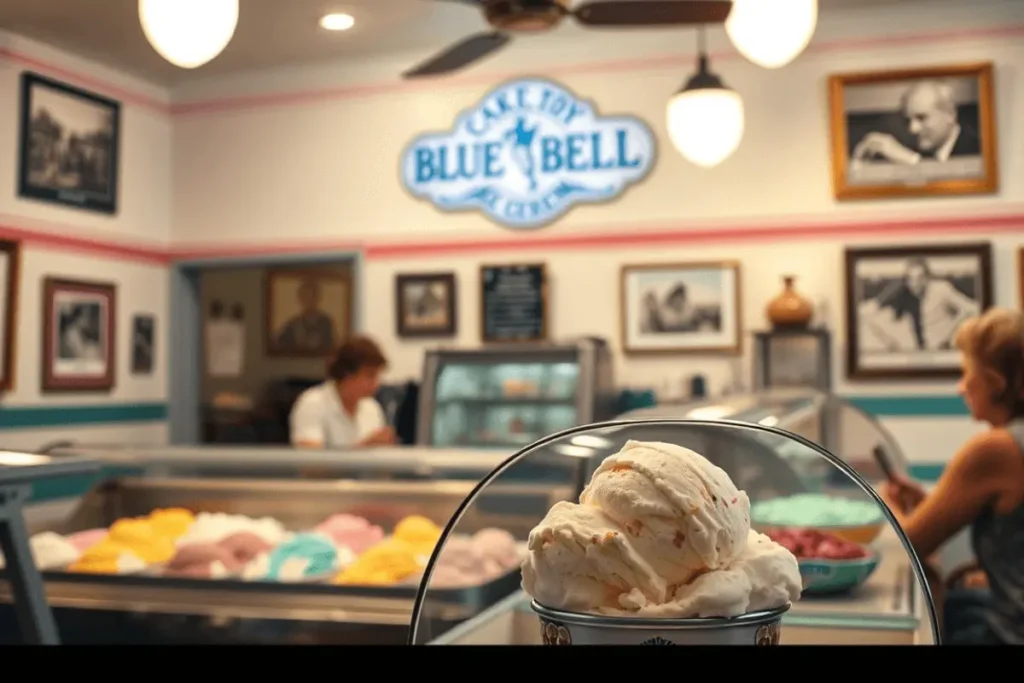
[531,601,788,646]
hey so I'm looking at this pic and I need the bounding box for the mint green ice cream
[751,493,884,528]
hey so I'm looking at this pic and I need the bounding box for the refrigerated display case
[615,388,912,492]
[1,446,579,645]
[416,338,615,448]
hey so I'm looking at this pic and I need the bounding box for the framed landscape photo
[844,243,993,380]
[620,261,741,355]
[829,62,997,201]
[265,269,352,357]
[0,240,22,392]
[42,277,116,392]
[130,314,155,375]
[395,272,457,338]
[18,72,121,214]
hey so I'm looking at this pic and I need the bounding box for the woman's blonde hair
[955,307,1024,416]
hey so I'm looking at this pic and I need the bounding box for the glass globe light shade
[725,0,818,69]
[139,0,239,69]
[666,88,745,168]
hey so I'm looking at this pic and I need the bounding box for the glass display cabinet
[409,417,940,646]
[416,339,615,448]
[616,389,912,491]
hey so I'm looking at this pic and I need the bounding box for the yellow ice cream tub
[335,539,421,586]
[147,508,195,539]
[392,515,441,548]
[71,541,142,574]
[107,518,175,563]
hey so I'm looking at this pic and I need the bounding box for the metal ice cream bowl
[531,601,789,645]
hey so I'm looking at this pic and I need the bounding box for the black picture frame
[480,263,548,343]
[395,272,457,338]
[844,242,993,380]
[18,72,121,215]
[130,314,155,375]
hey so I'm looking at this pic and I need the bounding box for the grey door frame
[168,250,364,444]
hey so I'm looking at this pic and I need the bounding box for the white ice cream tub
[531,601,789,645]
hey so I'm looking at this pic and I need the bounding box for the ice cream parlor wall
[0,31,172,452]
[168,0,1024,472]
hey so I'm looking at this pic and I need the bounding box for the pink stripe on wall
[0,223,169,264]
[1,209,1022,265]
[0,47,170,116]
[1,24,1022,119]
[169,23,1024,116]
[362,212,1024,260]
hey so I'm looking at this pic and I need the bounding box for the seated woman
[883,307,1024,645]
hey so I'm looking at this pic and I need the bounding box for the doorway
[168,251,363,444]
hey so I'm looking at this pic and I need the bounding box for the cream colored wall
[0,31,171,449]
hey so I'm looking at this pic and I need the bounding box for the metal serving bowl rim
[531,600,790,630]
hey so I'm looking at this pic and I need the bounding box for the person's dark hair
[327,335,388,381]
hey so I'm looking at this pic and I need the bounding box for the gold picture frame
[829,62,998,201]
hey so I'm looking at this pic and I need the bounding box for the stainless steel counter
[426,527,932,645]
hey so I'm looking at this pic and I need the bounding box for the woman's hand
[882,475,928,515]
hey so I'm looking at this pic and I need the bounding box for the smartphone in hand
[872,445,899,482]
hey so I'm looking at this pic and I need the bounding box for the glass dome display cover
[409,419,941,646]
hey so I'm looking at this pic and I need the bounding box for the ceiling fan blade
[402,32,512,79]
[572,0,733,26]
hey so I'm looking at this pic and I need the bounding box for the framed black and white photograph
[829,62,997,201]
[131,314,155,375]
[18,72,121,214]
[395,272,457,338]
[844,243,992,380]
[42,277,116,392]
[620,262,741,354]
[0,240,22,392]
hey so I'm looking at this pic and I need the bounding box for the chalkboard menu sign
[480,263,548,343]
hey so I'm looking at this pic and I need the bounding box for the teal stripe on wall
[845,395,967,417]
[0,402,167,429]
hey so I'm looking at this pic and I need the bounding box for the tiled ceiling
[0,0,908,87]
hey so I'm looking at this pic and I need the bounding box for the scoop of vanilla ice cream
[580,440,750,587]
[522,440,800,618]
[521,501,669,611]
[617,530,802,618]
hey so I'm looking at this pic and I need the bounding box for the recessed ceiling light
[320,12,355,31]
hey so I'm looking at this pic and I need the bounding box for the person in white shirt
[289,335,396,448]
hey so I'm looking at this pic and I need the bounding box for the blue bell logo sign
[400,78,656,230]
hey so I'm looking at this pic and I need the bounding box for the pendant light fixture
[139,0,239,69]
[666,26,745,168]
[725,0,818,69]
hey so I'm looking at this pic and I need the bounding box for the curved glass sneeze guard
[410,419,941,646]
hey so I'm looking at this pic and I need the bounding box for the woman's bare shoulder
[958,428,1022,476]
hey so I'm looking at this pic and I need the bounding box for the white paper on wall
[206,319,244,377]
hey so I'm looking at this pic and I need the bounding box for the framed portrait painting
[42,277,116,392]
[0,240,22,392]
[620,262,741,355]
[844,243,993,380]
[265,269,352,357]
[130,314,155,375]
[18,72,121,214]
[395,272,457,338]
[829,62,997,201]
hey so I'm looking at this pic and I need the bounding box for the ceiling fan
[403,0,733,79]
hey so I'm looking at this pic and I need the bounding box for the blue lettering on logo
[400,77,656,230]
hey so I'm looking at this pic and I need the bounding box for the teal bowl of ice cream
[751,494,886,544]
[798,554,880,595]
